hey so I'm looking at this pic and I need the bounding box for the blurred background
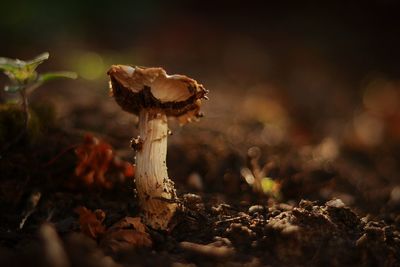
[1,0,400,213]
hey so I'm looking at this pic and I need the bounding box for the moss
[0,103,56,146]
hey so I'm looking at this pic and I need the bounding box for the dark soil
[1,90,400,267]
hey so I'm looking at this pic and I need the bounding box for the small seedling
[241,146,281,199]
[0,52,77,150]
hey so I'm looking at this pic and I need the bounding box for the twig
[19,190,41,229]
[42,144,78,167]
[214,215,250,226]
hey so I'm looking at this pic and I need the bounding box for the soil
[1,87,400,267]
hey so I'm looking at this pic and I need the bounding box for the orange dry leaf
[74,133,135,189]
[100,217,152,253]
[75,206,106,239]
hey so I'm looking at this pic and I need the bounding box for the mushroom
[107,65,208,230]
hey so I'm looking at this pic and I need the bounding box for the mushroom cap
[108,65,208,123]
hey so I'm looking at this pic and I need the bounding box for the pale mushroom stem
[135,108,177,229]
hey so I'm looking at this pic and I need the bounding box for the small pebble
[183,193,202,203]
[326,198,345,208]
[248,205,265,215]
[277,203,293,211]
[213,236,232,247]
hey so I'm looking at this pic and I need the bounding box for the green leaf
[1,53,76,95]
[0,56,37,84]
[38,71,78,83]
[0,52,49,79]
[0,57,25,72]
[25,52,49,72]
[261,177,281,199]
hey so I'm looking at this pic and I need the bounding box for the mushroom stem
[135,108,177,230]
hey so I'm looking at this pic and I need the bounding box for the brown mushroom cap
[108,65,208,123]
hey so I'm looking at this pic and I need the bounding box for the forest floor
[1,85,400,267]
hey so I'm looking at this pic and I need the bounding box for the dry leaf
[74,133,135,189]
[100,217,152,253]
[75,206,106,239]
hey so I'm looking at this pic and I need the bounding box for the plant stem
[135,109,177,229]
[0,89,30,154]
[20,89,30,130]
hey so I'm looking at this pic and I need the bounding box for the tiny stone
[211,203,232,214]
[361,215,372,225]
[299,199,314,210]
[183,193,202,203]
[248,205,265,215]
[277,203,293,211]
[270,210,281,217]
[213,236,232,247]
[326,198,346,208]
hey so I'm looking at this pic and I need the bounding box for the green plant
[0,52,77,151]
